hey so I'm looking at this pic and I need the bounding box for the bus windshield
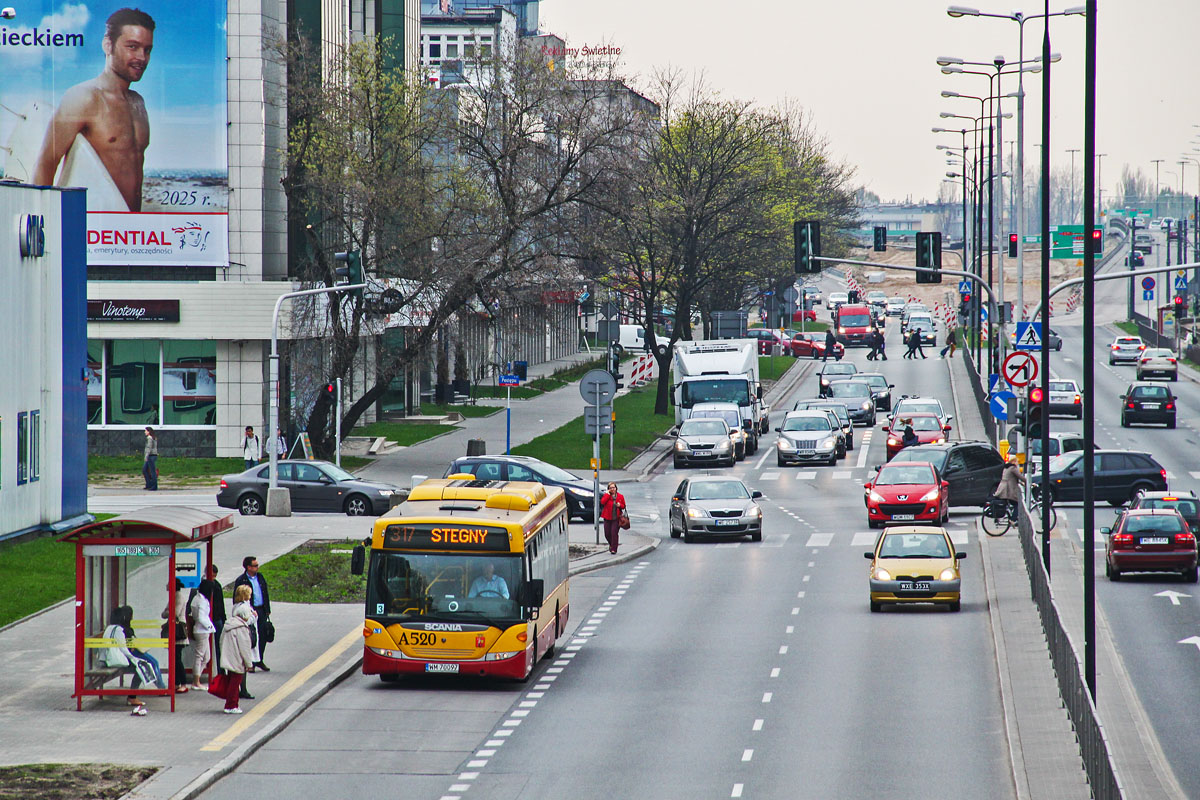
[366,552,523,623]
[680,379,750,408]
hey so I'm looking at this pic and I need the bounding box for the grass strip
[264,540,366,604]
[420,403,500,418]
[512,381,673,470]
[352,422,456,447]
[88,455,372,483]
[0,514,116,627]
[758,355,799,383]
[0,763,158,800]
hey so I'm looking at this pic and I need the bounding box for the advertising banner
[0,2,228,266]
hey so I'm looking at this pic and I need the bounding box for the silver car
[1136,348,1178,381]
[775,411,842,467]
[668,476,763,543]
[673,418,736,468]
[1108,336,1145,365]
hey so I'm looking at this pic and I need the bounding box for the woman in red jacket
[599,482,627,554]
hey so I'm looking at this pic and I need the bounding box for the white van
[613,324,646,354]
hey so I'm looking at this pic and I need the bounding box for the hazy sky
[543,1,1200,205]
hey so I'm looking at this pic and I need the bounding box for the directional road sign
[1141,276,1156,291]
[1144,290,1154,301]
[1003,351,1038,387]
[498,374,520,387]
[1013,321,1042,351]
[990,390,1016,421]
[579,369,617,404]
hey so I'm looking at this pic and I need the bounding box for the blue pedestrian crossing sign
[1013,321,1042,351]
[958,280,972,295]
[1176,271,1189,291]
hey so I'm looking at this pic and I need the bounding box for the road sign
[1013,321,1042,351]
[1176,270,1189,291]
[1144,290,1154,301]
[498,374,520,387]
[988,373,1000,395]
[980,305,989,322]
[579,369,617,405]
[990,390,1016,421]
[958,280,972,295]
[601,300,619,319]
[1003,351,1038,387]
[583,405,613,435]
[1141,276,1156,291]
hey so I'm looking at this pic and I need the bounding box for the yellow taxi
[864,526,964,612]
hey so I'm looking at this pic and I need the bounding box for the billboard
[0,2,228,266]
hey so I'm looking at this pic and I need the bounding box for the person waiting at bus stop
[469,562,509,598]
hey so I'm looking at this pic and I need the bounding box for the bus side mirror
[521,579,545,608]
[350,545,365,576]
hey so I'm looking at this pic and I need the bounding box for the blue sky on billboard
[0,1,226,174]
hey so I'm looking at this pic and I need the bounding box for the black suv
[1041,450,1168,506]
[444,455,595,520]
[898,441,1005,507]
[1121,383,1176,428]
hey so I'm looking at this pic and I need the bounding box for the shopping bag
[133,658,156,685]
[207,672,229,698]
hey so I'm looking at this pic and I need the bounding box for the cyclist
[992,456,1024,521]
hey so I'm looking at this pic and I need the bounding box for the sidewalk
[0,349,656,800]
[945,350,1091,800]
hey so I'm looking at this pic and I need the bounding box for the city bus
[351,476,569,681]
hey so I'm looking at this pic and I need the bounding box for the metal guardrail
[961,342,998,446]
[1017,504,1124,800]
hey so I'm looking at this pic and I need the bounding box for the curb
[568,537,660,577]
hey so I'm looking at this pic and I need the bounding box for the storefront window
[105,341,160,425]
[87,340,103,425]
[163,341,217,425]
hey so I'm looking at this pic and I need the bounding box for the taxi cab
[864,526,964,612]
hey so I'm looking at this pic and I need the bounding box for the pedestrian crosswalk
[670,524,973,550]
[756,470,860,481]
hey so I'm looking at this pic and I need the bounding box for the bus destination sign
[382,524,509,551]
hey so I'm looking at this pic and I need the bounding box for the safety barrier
[628,354,658,387]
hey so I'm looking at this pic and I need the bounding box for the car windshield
[688,480,751,500]
[911,320,933,330]
[365,552,523,623]
[694,409,741,428]
[902,417,942,432]
[1115,338,1141,345]
[517,461,580,482]
[1139,499,1198,518]
[896,401,942,416]
[322,463,357,482]
[840,314,872,327]
[1028,439,1062,456]
[876,465,936,485]
[899,447,947,471]
[1049,381,1076,392]
[888,297,905,304]
[1124,516,1185,534]
[680,419,727,436]
[829,382,870,397]
[822,364,857,376]
[1131,386,1169,399]
[878,533,951,559]
[802,403,849,422]
[783,416,832,432]
[860,375,888,389]
[1145,349,1173,358]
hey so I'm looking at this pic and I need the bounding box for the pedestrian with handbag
[161,578,190,692]
[234,556,273,672]
[217,585,257,714]
[188,580,217,690]
[599,482,628,555]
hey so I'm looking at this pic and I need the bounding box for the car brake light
[1168,358,1177,364]
[1111,344,1119,350]
[220,479,228,488]
[1140,358,1150,364]
[1073,395,1081,404]
[1161,469,1168,480]
[1139,345,1146,350]
[1166,403,1175,410]
[1175,533,1196,546]
[1112,533,1134,546]
[1127,402,1135,409]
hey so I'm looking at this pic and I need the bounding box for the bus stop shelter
[59,506,234,711]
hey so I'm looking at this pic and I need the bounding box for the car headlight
[675,440,688,451]
[939,568,958,581]
[567,486,592,497]
[933,438,945,444]
[873,567,892,581]
[868,490,885,503]
[821,379,830,386]
[919,488,940,502]
[687,507,708,519]
[777,438,794,451]
[887,437,899,446]
[862,401,872,411]
[377,490,394,496]
[819,437,836,450]
[713,440,731,452]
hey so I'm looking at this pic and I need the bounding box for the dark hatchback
[1104,509,1198,582]
[217,460,403,516]
[899,441,1005,507]
[1041,450,1168,506]
[445,455,596,521]
[1120,383,1176,428]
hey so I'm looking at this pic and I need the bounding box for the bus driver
[468,562,509,598]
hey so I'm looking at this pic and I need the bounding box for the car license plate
[798,450,815,455]
[692,451,713,457]
[1143,403,1160,409]
[425,663,459,673]
[1140,537,1169,545]
[891,514,915,521]
[716,519,740,526]
[901,582,932,592]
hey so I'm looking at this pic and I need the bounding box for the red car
[792,308,818,323]
[790,332,845,360]
[1105,508,1197,582]
[884,413,951,460]
[748,328,790,355]
[864,461,950,528]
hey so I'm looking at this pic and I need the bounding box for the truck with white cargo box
[672,340,764,452]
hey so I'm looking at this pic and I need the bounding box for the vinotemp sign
[87,299,181,322]
[0,1,228,267]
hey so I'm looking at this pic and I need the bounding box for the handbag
[619,511,630,530]
[132,657,156,685]
[262,619,275,643]
[207,672,229,698]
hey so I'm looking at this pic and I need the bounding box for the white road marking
[468,759,489,767]
[791,607,800,615]
[856,440,871,468]
[802,575,810,582]
[753,719,764,731]
[794,471,817,480]
[805,532,834,547]
[779,646,789,654]
[852,531,877,546]
[786,625,794,634]
[808,561,815,567]
[832,471,852,479]
[755,450,771,469]
[742,749,754,762]
[1189,471,1200,480]
[796,591,805,598]
[948,528,969,546]
[761,471,781,480]
[732,784,745,798]
[762,692,773,703]
[770,668,781,678]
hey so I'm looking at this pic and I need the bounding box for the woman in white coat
[218,584,257,713]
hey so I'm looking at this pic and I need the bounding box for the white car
[885,297,906,316]
[1047,379,1083,419]
[1137,348,1178,381]
[828,292,849,310]
[866,291,887,307]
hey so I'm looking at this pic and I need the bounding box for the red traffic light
[1029,386,1044,404]
[1091,229,1102,240]
[323,383,335,395]
[1009,233,1018,244]
[1175,295,1185,305]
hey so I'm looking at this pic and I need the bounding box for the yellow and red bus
[351,476,570,680]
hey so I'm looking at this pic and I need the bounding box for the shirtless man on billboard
[31,8,154,212]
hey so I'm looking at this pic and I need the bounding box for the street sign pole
[506,385,511,455]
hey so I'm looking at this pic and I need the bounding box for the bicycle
[979,494,1058,537]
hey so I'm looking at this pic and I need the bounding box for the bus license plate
[1140,537,1169,545]
[425,663,459,673]
[716,519,740,526]
[891,514,915,521]
[901,582,931,592]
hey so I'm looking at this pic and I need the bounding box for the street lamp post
[1067,148,1080,223]
[1096,152,1107,216]
[1151,158,1164,219]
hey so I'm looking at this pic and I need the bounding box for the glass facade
[421,0,538,35]
[88,339,217,427]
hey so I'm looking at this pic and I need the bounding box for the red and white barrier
[629,354,659,387]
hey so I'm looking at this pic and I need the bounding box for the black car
[826,379,877,426]
[1128,490,1200,533]
[1041,450,1168,506]
[216,460,403,516]
[1120,383,1176,428]
[899,441,1005,507]
[855,372,895,411]
[817,362,859,397]
[445,455,596,521]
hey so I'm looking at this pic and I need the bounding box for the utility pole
[1151,159,1164,219]
[1066,148,1079,224]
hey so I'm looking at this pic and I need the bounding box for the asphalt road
[197,322,1014,800]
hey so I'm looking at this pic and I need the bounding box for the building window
[163,341,217,425]
[87,340,103,424]
[29,410,40,482]
[16,411,27,485]
[446,42,458,57]
[429,42,441,57]
[463,42,474,58]
[105,340,160,425]
[480,43,492,58]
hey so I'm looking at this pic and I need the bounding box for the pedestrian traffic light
[794,220,821,274]
[333,250,364,300]
[873,226,887,252]
[915,232,942,283]
[608,346,624,389]
[1174,294,1186,319]
[1008,233,1018,258]
[1091,228,1102,242]
[1025,386,1045,440]
[322,383,336,403]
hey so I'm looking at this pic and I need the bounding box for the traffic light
[608,345,624,389]
[915,231,942,283]
[1008,233,1018,258]
[794,220,821,273]
[1174,294,1186,319]
[1091,228,1102,242]
[333,251,364,300]
[873,226,887,252]
[322,383,336,402]
[1026,386,1045,440]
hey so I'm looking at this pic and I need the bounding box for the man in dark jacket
[207,564,227,668]
[823,329,838,362]
[234,556,272,671]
